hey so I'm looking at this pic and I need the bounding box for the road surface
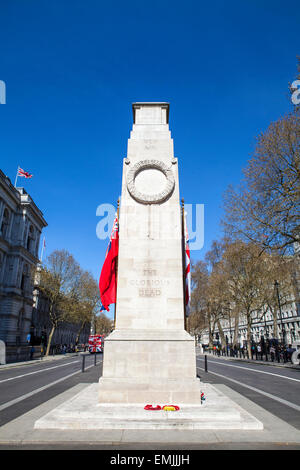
[196,353,300,430]
[0,353,102,426]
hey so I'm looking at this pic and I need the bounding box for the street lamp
[229,312,233,344]
[291,328,295,343]
[274,280,285,346]
[264,311,269,339]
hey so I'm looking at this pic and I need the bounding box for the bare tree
[190,256,230,349]
[35,250,81,356]
[95,313,113,335]
[205,241,233,349]
[69,269,100,345]
[262,254,296,341]
[189,260,209,339]
[222,109,300,255]
[220,241,274,357]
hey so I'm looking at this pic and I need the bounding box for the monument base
[98,329,201,404]
[98,377,202,404]
[34,382,263,430]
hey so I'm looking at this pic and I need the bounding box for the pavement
[0,349,300,450]
[0,381,300,450]
[0,351,85,369]
[1,348,299,370]
[196,348,300,369]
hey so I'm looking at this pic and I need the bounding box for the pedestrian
[30,345,35,360]
[283,346,288,363]
[276,345,280,362]
[257,344,263,360]
[270,345,275,362]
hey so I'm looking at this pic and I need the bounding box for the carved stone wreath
[126,159,175,204]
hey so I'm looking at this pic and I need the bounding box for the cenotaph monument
[98,102,200,404]
[34,103,263,431]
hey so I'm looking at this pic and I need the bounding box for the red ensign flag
[99,215,119,311]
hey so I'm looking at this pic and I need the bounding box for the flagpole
[14,166,20,187]
[40,236,45,262]
[114,198,120,330]
[181,198,187,331]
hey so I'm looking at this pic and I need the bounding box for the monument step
[34,384,263,431]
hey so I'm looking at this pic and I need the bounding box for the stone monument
[34,103,263,431]
[98,102,200,404]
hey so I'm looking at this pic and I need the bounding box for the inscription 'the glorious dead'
[129,269,170,297]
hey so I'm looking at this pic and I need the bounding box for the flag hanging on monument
[184,212,191,317]
[99,214,119,311]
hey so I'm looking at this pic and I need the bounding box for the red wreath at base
[144,404,162,410]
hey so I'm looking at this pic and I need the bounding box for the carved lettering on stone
[138,288,162,297]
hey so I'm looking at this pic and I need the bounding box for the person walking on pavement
[283,346,288,363]
[270,345,275,362]
[257,343,262,360]
[30,345,35,360]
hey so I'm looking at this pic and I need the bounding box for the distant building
[0,169,47,361]
[199,299,300,349]
[224,300,299,346]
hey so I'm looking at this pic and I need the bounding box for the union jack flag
[18,168,33,178]
[184,213,191,317]
[105,216,118,256]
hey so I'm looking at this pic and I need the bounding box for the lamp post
[274,280,285,346]
[263,311,269,361]
[264,312,269,339]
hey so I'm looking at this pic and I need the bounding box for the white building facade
[0,170,47,360]
[220,301,300,347]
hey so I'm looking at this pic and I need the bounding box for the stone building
[198,296,299,349]
[197,247,300,349]
[0,169,47,362]
[221,300,300,347]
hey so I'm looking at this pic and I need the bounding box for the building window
[0,252,3,281]
[27,225,35,253]
[1,208,10,239]
[20,264,29,292]
[17,309,24,330]
[16,308,25,344]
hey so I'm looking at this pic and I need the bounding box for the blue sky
[0,1,299,295]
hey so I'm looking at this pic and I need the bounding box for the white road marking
[198,358,300,383]
[196,366,300,412]
[0,361,79,384]
[0,362,99,412]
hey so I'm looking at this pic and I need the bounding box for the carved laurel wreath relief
[126,159,175,204]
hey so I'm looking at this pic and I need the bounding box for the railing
[207,347,295,364]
